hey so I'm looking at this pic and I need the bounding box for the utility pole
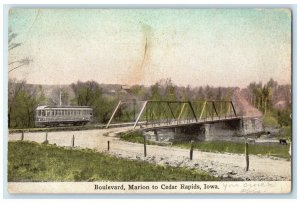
[59,85,62,106]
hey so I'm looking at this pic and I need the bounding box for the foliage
[263,112,279,128]
[263,108,291,128]
[8,77,291,128]
[119,131,158,145]
[277,109,291,127]
[71,81,117,123]
[8,141,219,182]
[8,79,45,128]
[149,82,163,100]
[282,126,291,140]
[119,131,145,143]
[246,78,291,115]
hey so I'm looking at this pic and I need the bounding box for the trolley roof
[36,105,92,110]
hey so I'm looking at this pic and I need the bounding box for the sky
[8,8,291,88]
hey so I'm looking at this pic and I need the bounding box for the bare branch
[8,63,27,73]
[9,42,22,51]
[9,57,32,73]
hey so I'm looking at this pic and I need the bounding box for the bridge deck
[137,116,242,130]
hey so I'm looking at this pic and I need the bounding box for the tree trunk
[264,100,267,114]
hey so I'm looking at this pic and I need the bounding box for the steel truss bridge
[106,100,241,130]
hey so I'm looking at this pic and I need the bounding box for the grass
[120,131,290,159]
[8,141,219,182]
[119,131,166,146]
[283,126,292,140]
[173,141,290,159]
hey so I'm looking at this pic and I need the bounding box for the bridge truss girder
[106,100,237,129]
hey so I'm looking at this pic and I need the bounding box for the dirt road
[8,127,291,181]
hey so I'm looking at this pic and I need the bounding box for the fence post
[72,135,75,148]
[190,140,194,160]
[42,132,49,144]
[107,140,110,151]
[21,131,24,141]
[144,135,147,157]
[245,140,249,171]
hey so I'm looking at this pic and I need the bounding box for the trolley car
[35,105,93,127]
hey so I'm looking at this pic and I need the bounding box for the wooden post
[190,140,194,160]
[21,131,24,141]
[107,140,110,151]
[154,130,159,141]
[245,141,249,171]
[144,135,147,157]
[72,135,75,148]
[42,132,49,144]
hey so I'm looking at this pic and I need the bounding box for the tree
[129,85,147,100]
[196,87,205,101]
[149,82,162,101]
[71,81,102,106]
[71,81,115,123]
[204,85,214,100]
[277,109,291,127]
[8,79,45,128]
[164,79,177,101]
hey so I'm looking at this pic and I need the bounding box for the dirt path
[108,139,291,181]
[232,89,263,117]
[8,127,291,181]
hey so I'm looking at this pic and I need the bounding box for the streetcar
[35,105,93,127]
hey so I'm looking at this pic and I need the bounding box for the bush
[263,112,279,127]
[277,109,291,127]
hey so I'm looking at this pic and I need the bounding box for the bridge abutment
[241,117,264,135]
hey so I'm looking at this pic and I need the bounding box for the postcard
[7,7,292,194]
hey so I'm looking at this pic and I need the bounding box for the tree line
[242,78,291,127]
[8,78,290,129]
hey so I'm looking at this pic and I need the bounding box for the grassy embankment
[119,131,290,159]
[8,141,219,182]
[263,111,291,140]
